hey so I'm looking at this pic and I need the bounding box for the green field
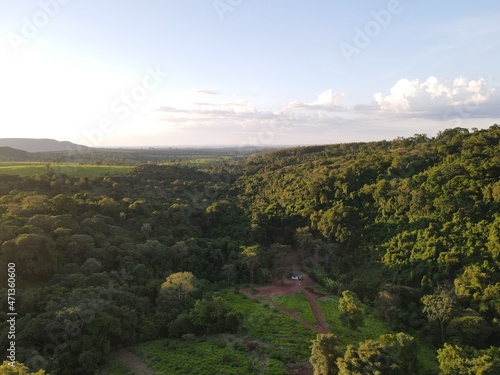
[0,162,134,177]
[262,292,317,325]
[124,291,316,374]
[134,337,285,375]
[105,290,439,375]
[107,289,439,374]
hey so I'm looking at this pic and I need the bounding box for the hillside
[0,125,499,374]
[0,146,31,161]
[236,125,499,296]
[0,138,89,152]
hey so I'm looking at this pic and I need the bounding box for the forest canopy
[0,125,499,374]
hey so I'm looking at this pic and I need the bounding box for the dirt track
[303,286,329,333]
[241,272,328,375]
[112,348,155,375]
[241,273,329,334]
[114,249,327,375]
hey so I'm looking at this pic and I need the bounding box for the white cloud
[288,89,346,111]
[141,76,500,146]
[373,76,499,118]
[311,89,345,106]
[154,100,257,119]
[191,89,219,95]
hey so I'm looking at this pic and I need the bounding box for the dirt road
[241,273,329,334]
[112,347,155,375]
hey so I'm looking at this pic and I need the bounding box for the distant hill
[0,146,31,161]
[0,138,90,153]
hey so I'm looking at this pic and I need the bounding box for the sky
[1,0,500,148]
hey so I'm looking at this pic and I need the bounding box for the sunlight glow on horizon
[1,1,499,147]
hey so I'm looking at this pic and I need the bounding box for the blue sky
[1,0,499,147]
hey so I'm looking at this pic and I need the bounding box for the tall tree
[240,245,261,284]
[309,333,342,375]
[161,271,199,304]
[221,264,237,285]
[437,344,500,375]
[338,290,363,336]
[421,288,454,342]
[0,361,46,374]
[337,333,418,375]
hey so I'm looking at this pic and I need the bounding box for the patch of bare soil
[112,347,155,375]
[245,276,312,297]
[305,287,325,299]
[241,272,329,334]
[302,287,329,334]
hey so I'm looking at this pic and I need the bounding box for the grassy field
[134,336,285,375]
[0,162,134,177]
[225,291,316,362]
[262,292,317,325]
[317,296,394,347]
[107,289,439,374]
[126,291,317,374]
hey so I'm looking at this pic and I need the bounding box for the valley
[0,125,499,374]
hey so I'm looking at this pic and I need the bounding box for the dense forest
[1,125,499,374]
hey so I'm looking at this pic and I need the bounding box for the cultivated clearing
[110,250,439,374]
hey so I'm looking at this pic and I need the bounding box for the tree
[240,245,261,284]
[21,194,49,214]
[421,289,454,342]
[446,310,493,348]
[161,271,199,305]
[2,233,57,280]
[67,234,95,264]
[317,202,359,244]
[221,264,237,285]
[338,290,363,336]
[187,296,242,334]
[437,344,500,375]
[141,222,152,238]
[487,215,500,260]
[454,264,489,300]
[337,333,418,375]
[97,196,120,217]
[309,333,342,375]
[269,243,288,283]
[0,361,46,374]
[50,193,75,213]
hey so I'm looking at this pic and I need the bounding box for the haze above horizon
[1,1,499,148]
